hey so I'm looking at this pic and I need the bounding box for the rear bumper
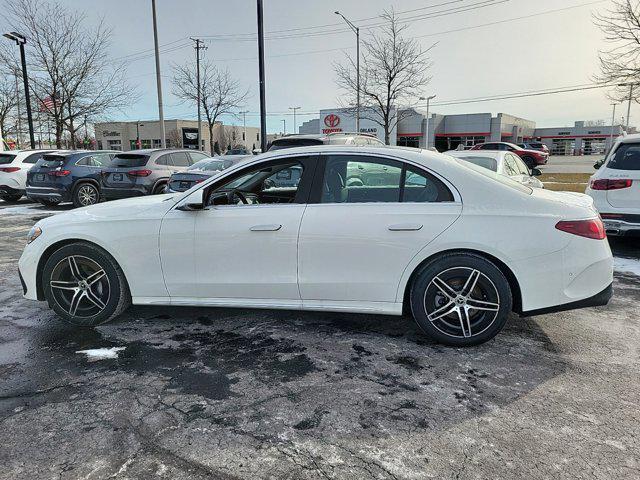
[601,215,640,237]
[26,186,69,202]
[521,283,612,317]
[102,186,150,199]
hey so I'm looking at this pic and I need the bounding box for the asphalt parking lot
[1,200,639,479]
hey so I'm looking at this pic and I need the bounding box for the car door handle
[250,224,282,232]
[388,223,423,231]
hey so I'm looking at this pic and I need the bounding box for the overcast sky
[10,0,633,133]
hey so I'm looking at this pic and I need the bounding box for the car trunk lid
[102,154,151,187]
[28,154,70,187]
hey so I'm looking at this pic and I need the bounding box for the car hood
[39,194,179,228]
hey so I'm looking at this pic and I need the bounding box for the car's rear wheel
[410,253,512,347]
[152,182,167,195]
[42,242,131,326]
[0,193,22,202]
[38,199,61,207]
[73,183,100,208]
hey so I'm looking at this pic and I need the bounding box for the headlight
[27,226,42,244]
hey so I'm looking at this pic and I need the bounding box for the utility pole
[238,110,249,147]
[14,74,21,148]
[191,37,207,151]
[626,84,634,132]
[4,32,35,148]
[335,11,359,132]
[609,103,618,153]
[420,95,436,149]
[151,0,166,148]
[288,106,300,135]
[256,0,267,152]
[282,119,286,135]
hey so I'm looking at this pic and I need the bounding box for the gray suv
[101,148,210,200]
[267,132,384,151]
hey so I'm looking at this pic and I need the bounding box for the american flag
[39,95,58,112]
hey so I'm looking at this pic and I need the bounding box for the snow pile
[614,257,640,277]
[76,346,126,361]
[0,204,62,216]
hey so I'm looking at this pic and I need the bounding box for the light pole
[4,31,35,149]
[256,0,267,152]
[136,121,144,149]
[151,0,166,148]
[238,110,249,148]
[335,11,359,132]
[191,38,207,151]
[420,95,436,149]
[618,82,637,132]
[288,106,300,134]
[282,119,286,135]
[609,103,618,153]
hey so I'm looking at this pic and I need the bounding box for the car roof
[115,148,194,155]
[447,150,503,160]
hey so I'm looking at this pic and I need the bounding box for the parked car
[586,134,640,237]
[166,155,249,193]
[268,132,384,151]
[0,149,59,203]
[101,149,210,200]
[26,151,117,207]
[20,145,612,347]
[226,147,249,155]
[518,141,550,154]
[447,150,544,188]
[470,142,549,169]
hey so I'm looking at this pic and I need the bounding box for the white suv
[0,150,56,202]
[586,134,640,237]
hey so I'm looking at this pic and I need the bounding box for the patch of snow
[0,204,62,216]
[614,256,640,277]
[76,346,126,361]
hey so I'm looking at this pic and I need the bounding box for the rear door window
[155,154,171,166]
[171,152,191,167]
[608,143,640,170]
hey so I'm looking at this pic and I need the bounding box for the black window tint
[111,154,149,167]
[608,143,640,170]
[155,154,170,166]
[0,153,17,165]
[321,156,403,203]
[171,152,191,167]
[402,166,453,203]
[23,152,46,164]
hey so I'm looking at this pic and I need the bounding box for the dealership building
[300,108,623,155]
[95,119,261,154]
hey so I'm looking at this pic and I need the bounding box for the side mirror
[531,168,542,177]
[594,159,605,170]
[176,189,204,211]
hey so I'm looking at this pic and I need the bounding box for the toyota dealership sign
[319,108,396,144]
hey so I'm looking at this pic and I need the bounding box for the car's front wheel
[410,253,512,346]
[0,193,22,203]
[42,242,131,326]
[73,183,100,208]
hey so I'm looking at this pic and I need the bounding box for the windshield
[189,159,227,172]
[456,156,498,172]
[453,158,532,194]
[0,153,17,165]
[608,143,640,170]
[109,154,149,168]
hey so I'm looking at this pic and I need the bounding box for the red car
[470,142,549,168]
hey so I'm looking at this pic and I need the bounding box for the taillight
[555,218,606,240]
[0,167,20,173]
[590,179,632,190]
[47,170,71,177]
[128,169,152,177]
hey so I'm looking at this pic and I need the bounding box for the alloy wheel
[77,185,98,206]
[424,267,500,339]
[49,255,110,318]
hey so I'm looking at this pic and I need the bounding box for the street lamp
[238,110,249,147]
[420,95,436,149]
[136,121,144,149]
[282,119,286,135]
[617,82,638,132]
[3,31,35,149]
[335,11,360,133]
[289,106,300,135]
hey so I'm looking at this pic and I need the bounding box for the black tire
[410,253,512,347]
[42,242,131,326]
[522,156,536,170]
[152,182,167,195]
[38,198,61,207]
[72,182,100,208]
[0,193,22,203]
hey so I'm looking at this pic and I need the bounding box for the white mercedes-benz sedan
[18,146,613,346]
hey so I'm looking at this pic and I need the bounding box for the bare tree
[0,71,17,141]
[0,0,136,148]
[584,119,606,127]
[594,0,640,102]
[334,9,434,144]
[172,60,248,154]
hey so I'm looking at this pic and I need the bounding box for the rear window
[109,154,150,168]
[458,156,498,172]
[189,159,227,172]
[608,143,640,170]
[38,155,69,168]
[268,138,323,151]
[454,158,532,194]
[0,153,16,165]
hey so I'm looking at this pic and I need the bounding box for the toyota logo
[324,114,340,128]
